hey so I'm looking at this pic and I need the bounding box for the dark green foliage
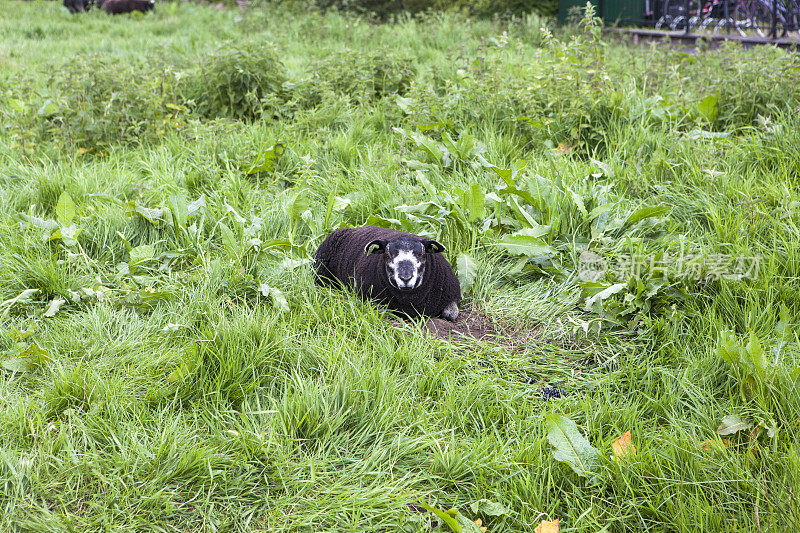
[310,0,558,18]
[191,42,288,121]
[450,0,559,18]
[42,56,187,150]
[308,48,416,103]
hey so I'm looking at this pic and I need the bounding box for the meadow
[1,1,800,531]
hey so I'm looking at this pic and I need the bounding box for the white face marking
[389,250,422,290]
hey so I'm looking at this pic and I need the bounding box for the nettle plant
[309,48,416,104]
[191,42,289,121]
[520,6,620,154]
[41,56,189,151]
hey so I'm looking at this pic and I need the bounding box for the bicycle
[781,0,800,37]
[733,0,774,37]
[656,0,735,32]
[655,0,800,37]
[736,0,800,38]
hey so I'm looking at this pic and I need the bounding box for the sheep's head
[364,236,445,291]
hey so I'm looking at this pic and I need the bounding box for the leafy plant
[118,193,209,273]
[303,0,558,19]
[717,329,773,403]
[20,192,79,247]
[1,289,42,319]
[308,48,415,104]
[42,56,188,150]
[418,501,488,533]
[1,341,50,373]
[714,312,796,451]
[388,154,668,284]
[581,275,683,333]
[545,414,601,482]
[192,42,288,121]
[395,128,489,172]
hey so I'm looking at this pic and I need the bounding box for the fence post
[772,0,778,39]
[725,0,730,33]
[685,0,691,32]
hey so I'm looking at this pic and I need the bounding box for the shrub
[41,56,188,150]
[190,42,288,121]
[308,48,416,103]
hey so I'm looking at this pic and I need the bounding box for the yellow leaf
[699,438,729,451]
[556,142,573,154]
[612,431,636,460]
[76,147,88,155]
[535,518,559,533]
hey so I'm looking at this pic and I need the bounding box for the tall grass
[0,1,799,531]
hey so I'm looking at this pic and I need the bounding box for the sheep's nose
[399,272,412,282]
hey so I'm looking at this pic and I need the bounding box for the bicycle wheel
[663,0,698,29]
[709,0,736,32]
[713,16,733,31]
[699,10,722,30]
[784,0,800,37]
[655,15,674,28]
[697,0,723,31]
[733,0,774,37]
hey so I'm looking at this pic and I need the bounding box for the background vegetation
[307,0,560,19]
[1,0,800,531]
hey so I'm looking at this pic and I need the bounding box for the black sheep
[63,0,95,13]
[103,0,154,14]
[314,226,461,321]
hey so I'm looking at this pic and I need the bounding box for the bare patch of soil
[421,307,553,351]
[424,309,500,342]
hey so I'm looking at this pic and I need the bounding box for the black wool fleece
[313,226,461,319]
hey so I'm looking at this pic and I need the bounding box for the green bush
[308,48,416,103]
[41,56,188,150]
[190,42,288,121]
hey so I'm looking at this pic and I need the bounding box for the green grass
[1,1,800,531]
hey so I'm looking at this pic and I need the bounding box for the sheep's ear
[422,239,446,253]
[364,239,387,255]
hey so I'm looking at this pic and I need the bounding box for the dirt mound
[424,310,501,342]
